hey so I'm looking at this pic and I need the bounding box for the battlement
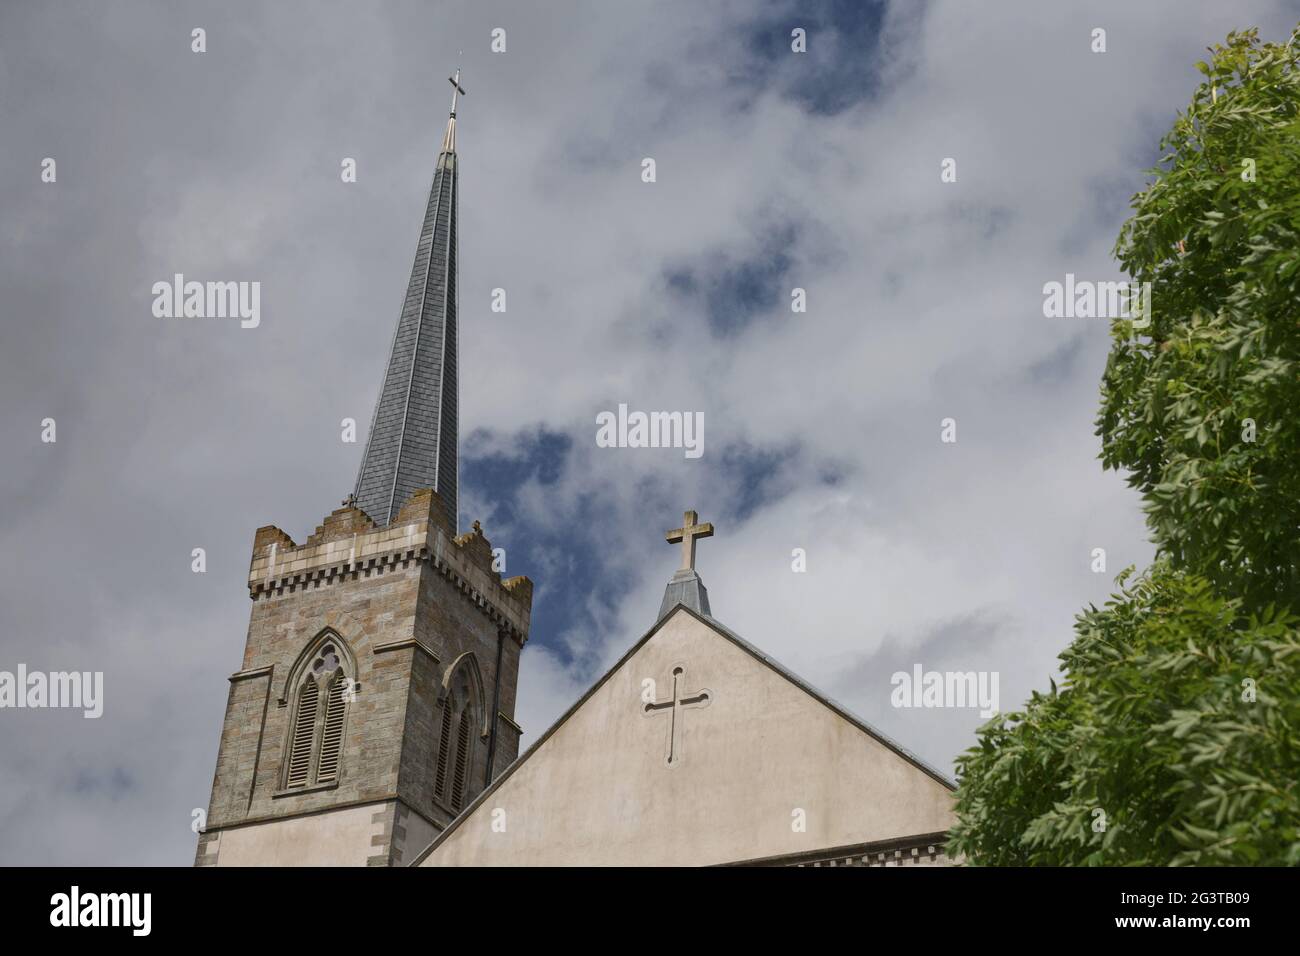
[247,488,532,643]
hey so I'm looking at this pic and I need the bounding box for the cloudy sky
[3,0,1297,865]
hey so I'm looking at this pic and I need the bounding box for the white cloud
[2,0,1294,863]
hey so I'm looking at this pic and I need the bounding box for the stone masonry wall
[195,487,531,865]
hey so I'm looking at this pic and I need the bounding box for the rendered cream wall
[212,803,382,866]
[422,610,955,866]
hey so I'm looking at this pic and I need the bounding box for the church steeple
[196,71,535,868]
[354,70,467,530]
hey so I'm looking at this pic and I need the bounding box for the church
[194,72,957,868]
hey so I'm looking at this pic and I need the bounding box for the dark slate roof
[354,115,460,530]
[408,603,956,866]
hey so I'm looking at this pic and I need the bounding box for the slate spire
[354,70,466,530]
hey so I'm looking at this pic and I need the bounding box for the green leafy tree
[1103,27,1300,609]
[951,28,1300,866]
[952,565,1300,865]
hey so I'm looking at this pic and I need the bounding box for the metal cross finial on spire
[666,510,714,572]
[448,67,466,117]
[439,66,464,154]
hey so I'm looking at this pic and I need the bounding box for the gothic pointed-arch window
[434,701,454,800]
[286,677,318,788]
[435,655,483,812]
[451,708,472,811]
[316,673,347,783]
[283,642,351,789]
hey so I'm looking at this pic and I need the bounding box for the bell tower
[195,72,533,866]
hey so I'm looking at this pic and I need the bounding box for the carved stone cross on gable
[665,510,713,572]
[643,664,711,767]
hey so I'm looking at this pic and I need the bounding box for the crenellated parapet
[246,488,532,644]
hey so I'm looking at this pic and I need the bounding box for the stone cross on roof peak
[666,510,713,572]
[658,510,714,621]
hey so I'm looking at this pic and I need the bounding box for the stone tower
[195,73,533,867]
